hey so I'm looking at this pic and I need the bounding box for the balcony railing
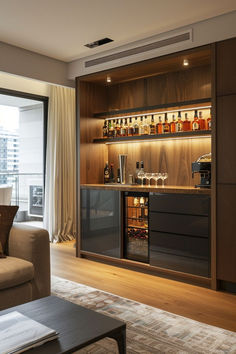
[0,171,44,222]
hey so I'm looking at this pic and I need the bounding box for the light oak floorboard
[50,242,236,332]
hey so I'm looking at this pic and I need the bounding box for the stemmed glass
[151,173,160,187]
[145,172,152,186]
[160,172,168,187]
[137,170,145,186]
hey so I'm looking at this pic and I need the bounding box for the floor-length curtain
[44,85,76,242]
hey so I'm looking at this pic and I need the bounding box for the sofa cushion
[0,257,34,290]
[0,205,19,255]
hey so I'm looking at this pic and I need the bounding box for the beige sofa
[0,223,50,310]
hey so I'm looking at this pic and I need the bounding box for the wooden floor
[50,242,236,332]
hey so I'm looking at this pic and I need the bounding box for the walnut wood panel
[79,81,108,184]
[79,46,211,85]
[107,79,146,111]
[108,137,211,187]
[147,65,211,106]
[216,184,236,283]
[216,37,236,96]
[216,94,236,184]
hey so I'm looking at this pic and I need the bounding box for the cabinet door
[81,189,121,258]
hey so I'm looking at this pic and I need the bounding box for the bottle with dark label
[156,116,163,134]
[149,115,156,135]
[102,120,108,138]
[104,162,110,183]
[176,111,183,132]
[183,113,191,131]
[199,111,206,130]
[109,163,115,183]
[163,113,170,133]
[192,110,200,131]
[135,161,140,184]
[128,117,134,136]
[117,168,121,183]
[170,114,176,133]
[133,117,139,136]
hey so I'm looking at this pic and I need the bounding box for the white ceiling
[0,0,235,62]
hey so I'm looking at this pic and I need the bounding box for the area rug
[51,276,236,353]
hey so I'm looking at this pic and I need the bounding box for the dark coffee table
[0,295,126,353]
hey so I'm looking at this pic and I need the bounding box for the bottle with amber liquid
[115,119,121,137]
[133,117,139,136]
[149,115,156,135]
[139,116,145,135]
[120,119,127,136]
[128,117,134,136]
[103,120,108,138]
[108,120,115,137]
[199,111,206,130]
[176,111,183,132]
[163,113,170,133]
[143,116,149,135]
[207,110,212,130]
[183,113,191,131]
[191,110,200,131]
[170,114,176,133]
[156,116,164,134]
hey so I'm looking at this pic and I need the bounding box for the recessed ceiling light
[106,76,111,83]
[183,59,189,66]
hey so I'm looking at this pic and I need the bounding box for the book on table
[0,311,58,353]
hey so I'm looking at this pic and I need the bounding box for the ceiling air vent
[85,30,192,68]
[84,37,113,49]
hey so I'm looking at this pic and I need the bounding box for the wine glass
[145,172,152,186]
[137,170,145,186]
[151,172,159,187]
[160,172,168,187]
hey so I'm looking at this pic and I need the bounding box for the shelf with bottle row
[94,103,212,144]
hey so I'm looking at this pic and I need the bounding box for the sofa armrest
[8,223,50,299]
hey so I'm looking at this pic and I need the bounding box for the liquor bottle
[156,116,164,134]
[123,118,128,136]
[163,113,170,133]
[170,114,176,133]
[207,110,212,130]
[192,110,200,131]
[183,113,191,131]
[139,116,145,135]
[117,168,121,183]
[120,119,126,136]
[143,116,149,135]
[109,163,115,182]
[176,111,183,132]
[108,120,114,138]
[102,120,108,138]
[149,115,156,135]
[115,119,121,137]
[135,161,140,184]
[104,162,110,183]
[140,160,146,185]
[133,117,139,136]
[128,117,134,136]
[199,111,206,130]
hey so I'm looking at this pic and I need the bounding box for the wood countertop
[80,184,211,195]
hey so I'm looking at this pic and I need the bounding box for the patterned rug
[51,276,236,353]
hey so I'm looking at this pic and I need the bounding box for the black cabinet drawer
[150,231,209,259]
[149,193,210,216]
[149,212,209,237]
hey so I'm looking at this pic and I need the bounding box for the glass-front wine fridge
[124,192,149,263]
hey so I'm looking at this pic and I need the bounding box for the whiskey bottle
[176,111,183,132]
[109,163,115,183]
[139,116,145,135]
[128,117,134,136]
[102,120,108,138]
[115,119,121,137]
[156,116,164,134]
[143,116,149,135]
[108,120,114,138]
[163,113,170,133]
[120,119,126,136]
[135,161,140,184]
[199,111,206,130]
[192,110,200,131]
[183,113,191,131]
[133,117,139,136]
[123,118,128,136]
[207,110,212,130]
[170,114,176,133]
[104,162,110,183]
[149,115,156,135]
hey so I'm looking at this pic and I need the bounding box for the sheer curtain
[44,85,76,242]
